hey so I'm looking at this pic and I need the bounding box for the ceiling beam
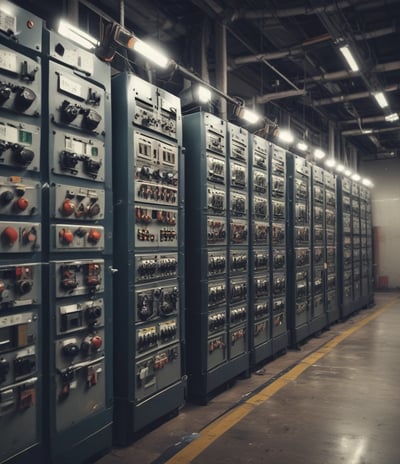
[314,83,400,106]
[341,115,388,126]
[342,126,400,136]
[254,89,306,104]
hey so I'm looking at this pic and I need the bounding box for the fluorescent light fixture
[314,148,326,160]
[352,173,361,181]
[238,107,260,124]
[58,19,98,50]
[278,129,294,144]
[374,91,389,108]
[325,158,336,168]
[336,164,345,172]
[339,45,359,72]
[362,129,373,134]
[133,38,170,68]
[197,85,212,103]
[362,178,373,187]
[385,113,399,122]
[297,141,308,151]
[344,168,352,176]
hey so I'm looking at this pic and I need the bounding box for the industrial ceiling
[17,0,400,163]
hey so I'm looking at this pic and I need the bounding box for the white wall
[360,158,400,288]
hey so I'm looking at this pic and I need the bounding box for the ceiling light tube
[314,148,326,160]
[385,113,399,122]
[278,129,294,144]
[237,107,260,124]
[336,164,345,172]
[133,38,170,68]
[297,141,308,151]
[339,45,359,72]
[58,19,99,49]
[352,173,361,181]
[374,91,389,108]
[197,85,212,103]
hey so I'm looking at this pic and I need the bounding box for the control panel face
[135,253,178,282]
[271,223,285,245]
[136,318,179,355]
[230,278,248,304]
[253,196,268,220]
[0,176,40,216]
[207,251,227,277]
[52,130,105,182]
[295,179,308,201]
[314,247,324,265]
[206,154,226,185]
[0,45,41,117]
[53,259,104,298]
[254,222,269,244]
[271,175,285,198]
[56,298,104,335]
[207,333,227,371]
[55,327,105,371]
[130,75,180,140]
[229,124,248,163]
[204,113,226,155]
[208,308,226,334]
[135,344,181,402]
[313,185,323,204]
[313,227,324,245]
[0,344,36,386]
[254,302,268,320]
[0,221,41,252]
[253,251,268,271]
[253,169,267,194]
[252,136,268,170]
[325,191,335,208]
[272,200,285,221]
[295,248,310,268]
[52,225,104,251]
[135,206,178,248]
[272,274,286,296]
[229,304,247,325]
[52,184,105,220]
[229,324,247,358]
[254,277,268,298]
[0,264,41,308]
[49,67,105,135]
[207,217,226,245]
[253,320,269,345]
[230,219,248,244]
[207,185,226,214]
[208,280,226,308]
[0,311,37,354]
[0,117,40,172]
[272,250,285,270]
[326,211,335,228]
[135,283,178,322]
[134,131,178,204]
[313,206,324,225]
[230,190,247,217]
[230,162,247,189]
[230,251,248,274]
[271,147,285,176]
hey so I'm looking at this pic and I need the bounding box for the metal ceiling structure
[17,0,400,163]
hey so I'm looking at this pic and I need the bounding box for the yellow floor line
[166,296,398,464]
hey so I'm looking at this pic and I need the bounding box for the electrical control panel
[135,282,179,322]
[0,175,40,216]
[135,253,178,282]
[230,251,248,274]
[0,117,40,172]
[135,205,178,248]
[51,224,104,251]
[0,220,41,252]
[0,263,41,308]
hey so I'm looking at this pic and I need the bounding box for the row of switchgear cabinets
[0,2,374,464]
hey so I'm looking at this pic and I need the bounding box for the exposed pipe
[215,21,228,119]
[67,0,79,22]
[119,0,124,27]
[341,115,388,126]
[328,121,335,159]
[314,83,400,106]
[342,126,400,136]
[255,89,306,104]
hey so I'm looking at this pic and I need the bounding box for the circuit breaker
[183,112,249,404]
[269,143,288,353]
[43,29,113,463]
[0,2,43,463]
[249,134,271,365]
[112,73,184,442]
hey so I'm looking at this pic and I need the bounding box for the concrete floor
[98,292,400,464]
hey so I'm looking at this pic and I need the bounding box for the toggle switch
[60,100,80,123]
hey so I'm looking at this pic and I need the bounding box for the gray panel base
[309,313,327,335]
[251,339,272,367]
[289,323,309,347]
[51,422,112,464]
[341,301,360,319]
[2,443,42,464]
[359,295,369,309]
[113,380,184,446]
[188,352,250,404]
[272,332,288,355]
[327,306,340,325]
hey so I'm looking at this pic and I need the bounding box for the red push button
[15,197,29,212]
[91,335,103,349]
[2,226,18,245]
[62,199,75,216]
[59,228,74,245]
[88,229,101,244]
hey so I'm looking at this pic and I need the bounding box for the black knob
[14,87,36,112]
[82,109,101,130]
[62,343,79,357]
[12,144,34,166]
[0,358,10,382]
[60,150,79,169]
[0,190,14,205]
[0,83,11,103]
[17,279,33,294]
[60,100,80,123]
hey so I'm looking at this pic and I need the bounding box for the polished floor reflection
[98,293,400,464]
